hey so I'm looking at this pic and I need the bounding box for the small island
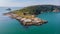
[4,5,60,26]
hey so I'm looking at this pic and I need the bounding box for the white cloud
[0,0,60,7]
[0,0,41,7]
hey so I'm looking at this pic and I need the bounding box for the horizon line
[0,4,60,7]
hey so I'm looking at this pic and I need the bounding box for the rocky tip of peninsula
[4,12,48,26]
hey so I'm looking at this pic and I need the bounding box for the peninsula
[4,5,60,26]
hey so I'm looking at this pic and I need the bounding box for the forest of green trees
[12,5,60,15]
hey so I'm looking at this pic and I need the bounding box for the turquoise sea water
[0,7,60,34]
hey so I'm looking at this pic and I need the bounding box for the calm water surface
[0,7,60,34]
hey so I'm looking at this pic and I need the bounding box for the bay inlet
[0,7,60,34]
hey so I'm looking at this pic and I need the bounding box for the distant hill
[11,5,60,15]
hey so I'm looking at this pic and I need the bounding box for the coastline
[4,12,48,26]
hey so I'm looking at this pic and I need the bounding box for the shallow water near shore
[0,7,60,34]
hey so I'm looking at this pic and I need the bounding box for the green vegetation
[11,5,60,16]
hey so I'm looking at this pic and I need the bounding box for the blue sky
[0,0,60,7]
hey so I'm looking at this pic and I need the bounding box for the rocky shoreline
[4,12,48,26]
